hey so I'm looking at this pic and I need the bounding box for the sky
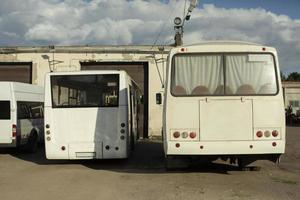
[0,0,299,74]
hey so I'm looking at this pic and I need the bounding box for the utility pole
[174,0,198,46]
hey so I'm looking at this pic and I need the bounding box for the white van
[0,82,44,152]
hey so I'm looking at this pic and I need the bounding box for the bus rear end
[0,82,17,147]
[163,42,285,168]
[44,71,129,159]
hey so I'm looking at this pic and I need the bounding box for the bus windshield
[51,74,119,108]
[171,53,278,96]
[0,101,10,119]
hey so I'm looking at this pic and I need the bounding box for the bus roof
[186,41,262,46]
[172,41,277,54]
[47,70,128,76]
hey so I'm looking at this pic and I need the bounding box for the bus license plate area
[199,99,253,141]
[68,142,102,159]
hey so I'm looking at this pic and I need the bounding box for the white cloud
[0,0,299,72]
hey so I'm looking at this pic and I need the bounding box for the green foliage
[280,71,286,81]
[286,72,300,81]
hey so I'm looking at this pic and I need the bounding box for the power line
[151,1,183,49]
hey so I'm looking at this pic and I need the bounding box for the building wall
[0,49,168,136]
[284,87,300,114]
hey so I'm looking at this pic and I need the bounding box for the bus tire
[26,130,38,153]
[165,156,189,170]
[130,134,135,151]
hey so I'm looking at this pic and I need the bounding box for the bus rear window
[0,101,10,119]
[226,54,277,95]
[171,53,278,96]
[51,74,119,108]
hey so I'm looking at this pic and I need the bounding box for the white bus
[44,70,142,159]
[0,82,44,152]
[161,41,285,168]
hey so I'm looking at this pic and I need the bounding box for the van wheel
[26,131,38,153]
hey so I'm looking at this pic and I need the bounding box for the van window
[0,101,10,119]
[30,103,44,118]
[17,102,31,119]
[17,102,44,119]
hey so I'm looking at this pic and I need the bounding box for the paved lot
[0,127,299,200]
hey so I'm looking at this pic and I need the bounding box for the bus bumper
[166,140,285,155]
[0,139,17,148]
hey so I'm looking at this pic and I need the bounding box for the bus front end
[163,42,285,168]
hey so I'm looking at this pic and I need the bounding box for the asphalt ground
[0,126,299,200]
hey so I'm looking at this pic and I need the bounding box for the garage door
[81,62,145,93]
[80,62,148,138]
[0,63,32,83]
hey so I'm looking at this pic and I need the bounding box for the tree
[280,71,286,81]
[286,72,300,81]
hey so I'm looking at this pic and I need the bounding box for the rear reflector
[175,143,180,148]
[12,124,17,138]
[272,142,277,147]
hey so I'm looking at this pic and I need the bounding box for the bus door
[129,86,137,147]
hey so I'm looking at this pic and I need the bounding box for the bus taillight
[173,131,180,138]
[189,132,196,139]
[12,124,17,138]
[264,130,271,137]
[181,132,188,138]
[256,131,263,138]
[272,130,279,137]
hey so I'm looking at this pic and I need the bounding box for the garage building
[0,45,171,138]
[282,81,300,115]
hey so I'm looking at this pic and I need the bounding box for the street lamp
[174,0,198,46]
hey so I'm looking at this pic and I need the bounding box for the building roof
[0,45,172,54]
[282,81,300,88]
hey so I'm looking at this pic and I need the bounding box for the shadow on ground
[1,139,248,174]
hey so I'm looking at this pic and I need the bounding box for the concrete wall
[0,46,169,136]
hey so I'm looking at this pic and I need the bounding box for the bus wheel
[26,131,38,153]
[130,134,135,151]
[165,156,190,170]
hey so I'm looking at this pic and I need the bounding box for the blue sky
[199,0,300,19]
[0,0,299,73]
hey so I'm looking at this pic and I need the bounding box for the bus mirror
[156,93,162,105]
